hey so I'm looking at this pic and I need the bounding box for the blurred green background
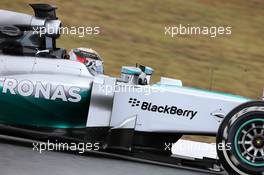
[1,0,263,142]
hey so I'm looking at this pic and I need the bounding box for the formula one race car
[0,4,263,175]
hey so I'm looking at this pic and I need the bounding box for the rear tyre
[217,101,264,175]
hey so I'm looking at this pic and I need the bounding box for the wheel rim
[234,118,264,167]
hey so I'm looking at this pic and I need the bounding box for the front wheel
[217,101,264,175]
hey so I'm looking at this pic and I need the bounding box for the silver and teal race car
[0,4,263,175]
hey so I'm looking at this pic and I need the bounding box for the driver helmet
[69,47,104,74]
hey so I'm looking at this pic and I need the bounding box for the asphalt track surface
[0,138,227,175]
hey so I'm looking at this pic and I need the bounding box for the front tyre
[217,101,264,175]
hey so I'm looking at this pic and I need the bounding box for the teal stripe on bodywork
[121,67,141,75]
[0,87,91,129]
[153,83,251,101]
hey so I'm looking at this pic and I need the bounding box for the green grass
[1,0,264,142]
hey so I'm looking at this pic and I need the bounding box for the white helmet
[69,48,104,75]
